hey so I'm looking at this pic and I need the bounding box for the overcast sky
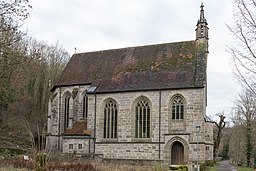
[22,0,239,120]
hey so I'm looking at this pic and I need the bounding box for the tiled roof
[54,40,207,92]
[63,121,91,135]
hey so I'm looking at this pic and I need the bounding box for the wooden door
[171,141,184,164]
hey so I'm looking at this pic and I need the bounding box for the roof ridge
[74,40,196,55]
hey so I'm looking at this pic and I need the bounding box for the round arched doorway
[171,141,184,164]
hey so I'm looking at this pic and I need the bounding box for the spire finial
[196,3,208,40]
[201,2,204,10]
[200,2,205,22]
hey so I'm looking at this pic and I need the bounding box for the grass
[0,167,27,171]
[237,166,254,171]
[206,163,254,171]
[207,165,218,171]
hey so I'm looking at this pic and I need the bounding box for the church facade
[46,4,213,169]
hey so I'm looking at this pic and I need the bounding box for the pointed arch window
[171,95,185,120]
[64,95,70,130]
[83,94,88,118]
[135,98,150,138]
[103,100,117,139]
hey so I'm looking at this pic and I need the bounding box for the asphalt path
[218,160,237,171]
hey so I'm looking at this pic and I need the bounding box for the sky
[22,0,239,120]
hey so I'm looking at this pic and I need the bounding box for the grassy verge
[0,167,27,171]
[206,165,218,171]
[237,166,254,171]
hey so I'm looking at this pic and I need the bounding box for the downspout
[58,87,61,150]
[93,92,97,157]
[158,89,162,160]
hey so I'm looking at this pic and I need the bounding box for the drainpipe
[93,92,97,157]
[58,87,61,150]
[158,89,162,160]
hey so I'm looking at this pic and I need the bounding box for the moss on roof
[54,40,207,92]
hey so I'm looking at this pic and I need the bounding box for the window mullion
[109,107,111,138]
[178,104,181,119]
[142,105,144,138]
[85,95,88,118]
[67,98,69,128]
[175,103,177,119]
[104,108,106,138]
[112,106,115,138]
[145,106,147,138]
[114,107,116,138]
[106,107,109,138]
[138,106,140,138]
[135,106,138,138]
[109,106,113,138]
[139,106,141,138]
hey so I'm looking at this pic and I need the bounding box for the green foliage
[245,127,252,167]
[0,148,26,157]
[48,162,98,171]
[237,166,254,171]
[198,42,206,52]
[153,162,169,171]
[221,140,230,160]
[169,165,188,171]
[207,165,218,171]
[205,160,215,166]
[36,152,46,171]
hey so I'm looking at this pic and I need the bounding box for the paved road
[218,160,237,171]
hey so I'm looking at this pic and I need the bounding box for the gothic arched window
[64,95,70,130]
[83,94,88,118]
[171,95,185,120]
[103,100,118,139]
[135,97,150,138]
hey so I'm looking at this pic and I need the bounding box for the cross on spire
[198,2,207,25]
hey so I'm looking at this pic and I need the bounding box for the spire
[196,3,208,40]
[198,3,207,24]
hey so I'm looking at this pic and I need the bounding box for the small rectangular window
[78,144,82,149]
[206,146,209,151]
[69,144,73,149]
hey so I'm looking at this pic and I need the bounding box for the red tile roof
[63,121,91,135]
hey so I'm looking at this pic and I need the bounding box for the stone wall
[205,121,214,160]
[62,137,93,154]
[46,85,213,163]
[96,143,159,159]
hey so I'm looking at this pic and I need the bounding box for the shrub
[153,162,169,171]
[12,158,34,170]
[205,160,215,166]
[200,162,206,171]
[169,165,188,171]
[47,162,98,171]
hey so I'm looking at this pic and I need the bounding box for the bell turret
[196,3,208,40]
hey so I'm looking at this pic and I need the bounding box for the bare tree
[9,39,69,149]
[213,114,226,162]
[0,37,69,152]
[232,88,256,166]
[0,1,71,160]
[0,0,31,32]
[0,0,31,112]
[229,124,246,165]
[228,0,256,94]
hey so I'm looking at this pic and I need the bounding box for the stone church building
[46,4,213,169]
